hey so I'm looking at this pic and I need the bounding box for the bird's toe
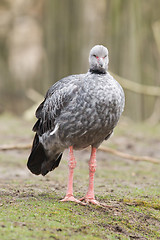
[79,197,112,208]
[60,195,86,205]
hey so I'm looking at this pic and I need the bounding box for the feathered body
[27,45,125,181]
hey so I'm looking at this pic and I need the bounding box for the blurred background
[0,0,160,122]
[1,2,160,238]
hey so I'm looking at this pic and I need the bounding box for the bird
[27,45,125,206]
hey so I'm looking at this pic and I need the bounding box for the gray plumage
[27,45,125,176]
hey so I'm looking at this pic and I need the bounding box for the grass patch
[1,178,160,240]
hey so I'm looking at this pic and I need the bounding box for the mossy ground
[0,113,160,239]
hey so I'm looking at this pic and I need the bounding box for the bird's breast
[56,80,124,149]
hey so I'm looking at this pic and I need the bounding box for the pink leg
[80,147,109,207]
[87,147,97,200]
[60,146,86,205]
[80,147,98,204]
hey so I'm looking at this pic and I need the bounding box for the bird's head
[89,45,109,74]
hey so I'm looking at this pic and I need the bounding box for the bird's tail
[27,133,63,176]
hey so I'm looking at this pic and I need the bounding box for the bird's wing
[33,78,79,135]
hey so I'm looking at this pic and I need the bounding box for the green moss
[123,198,160,210]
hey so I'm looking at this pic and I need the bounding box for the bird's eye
[104,55,107,58]
[93,54,97,58]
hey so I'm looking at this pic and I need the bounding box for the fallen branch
[0,143,32,151]
[99,146,160,164]
[0,143,160,164]
[110,71,160,97]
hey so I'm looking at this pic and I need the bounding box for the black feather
[105,130,113,140]
[32,119,41,132]
[35,100,45,118]
[41,153,63,176]
[27,134,46,175]
[27,133,63,176]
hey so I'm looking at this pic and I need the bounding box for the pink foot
[79,197,112,208]
[60,194,86,205]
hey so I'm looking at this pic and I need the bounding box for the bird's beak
[98,57,105,68]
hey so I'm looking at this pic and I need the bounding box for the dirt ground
[0,113,160,239]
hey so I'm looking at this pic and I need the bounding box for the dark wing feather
[27,133,46,175]
[105,130,113,140]
[27,133,63,175]
[35,100,45,118]
[33,80,78,136]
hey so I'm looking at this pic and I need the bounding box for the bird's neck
[89,68,107,74]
